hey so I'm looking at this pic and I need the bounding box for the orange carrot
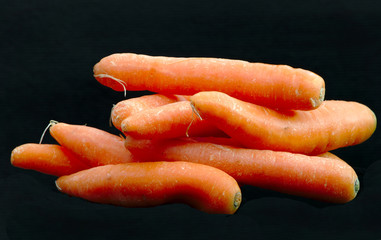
[124,136,359,203]
[56,161,242,214]
[121,101,226,139]
[49,122,134,167]
[10,143,89,176]
[190,91,377,155]
[93,53,325,110]
[111,94,189,131]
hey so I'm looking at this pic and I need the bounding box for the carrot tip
[319,87,325,103]
[233,192,242,209]
[354,178,360,195]
[309,87,325,109]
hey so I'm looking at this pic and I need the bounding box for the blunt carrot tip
[234,192,242,209]
[354,178,360,195]
[310,87,325,109]
[320,87,325,102]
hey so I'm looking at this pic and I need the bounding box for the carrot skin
[124,136,359,203]
[190,91,377,155]
[111,94,189,131]
[11,143,89,176]
[49,122,134,167]
[56,161,242,214]
[93,53,325,110]
[121,101,226,139]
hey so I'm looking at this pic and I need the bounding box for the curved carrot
[121,101,225,139]
[49,122,134,167]
[56,161,242,214]
[93,53,325,110]
[124,136,359,203]
[10,143,89,176]
[111,94,189,131]
[190,91,377,155]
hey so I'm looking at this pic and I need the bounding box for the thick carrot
[124,136,359,203]
[49,122,134,167]
[10,143,89,176]
[56,161,242,214]
[111,94,189,131]
[121,101,226,139]
[190,91,377,155]
[93,53,325,110]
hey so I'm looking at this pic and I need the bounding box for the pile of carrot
[11,53,377,214]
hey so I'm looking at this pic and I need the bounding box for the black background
[1,0,381,239]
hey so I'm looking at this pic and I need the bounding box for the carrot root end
[233,192,242,209]
[319,87,325,103]
[354,178,360,195]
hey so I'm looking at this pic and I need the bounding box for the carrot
[10,143,89,176]
[121,101,226,139]
[55,161,242,214]
[124,136,359,203]
[111,94,189,131]
[49,122,135,167]
[190,91,377,155]
[93,53,325,110]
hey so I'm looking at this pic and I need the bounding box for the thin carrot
[190,91,377,155]
[49,122,135,167]
[55,161,242,214]
[121,101,226,139]
[10,143,90,176]
[111,94,189,131]
[124,136,359,203]
[93,53,325,110]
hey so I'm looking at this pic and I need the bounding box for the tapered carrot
[190,91,377,155]
[49,122,134,167]
[93,53,325,110]
[124,136,359,203]
[111,94,189,131]
[56,161,242,214]
[11,143,89,176]
[121,101,226,139]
